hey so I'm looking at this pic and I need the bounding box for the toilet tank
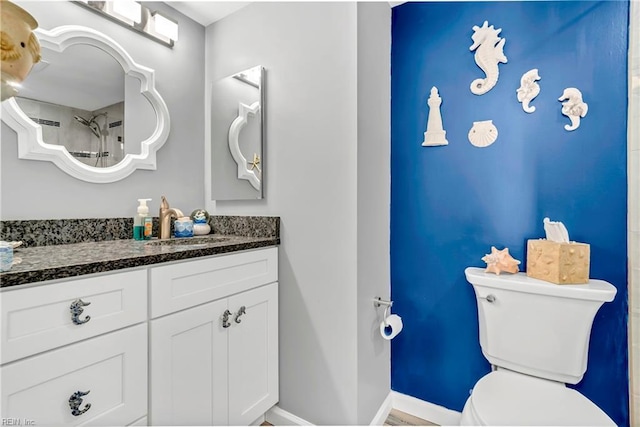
[465,267,616,384]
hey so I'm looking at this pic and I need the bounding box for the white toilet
[461,267,617,426]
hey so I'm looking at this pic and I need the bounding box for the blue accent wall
[390,2,629,425]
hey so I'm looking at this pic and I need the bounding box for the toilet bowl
[462,267,617,426]
[459,370,615,426]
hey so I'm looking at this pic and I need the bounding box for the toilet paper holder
[374,297,393,326]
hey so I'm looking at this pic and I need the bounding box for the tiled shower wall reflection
[629,2,639,425]
[15,98,125,167]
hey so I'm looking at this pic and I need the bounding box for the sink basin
[145,236,231,246]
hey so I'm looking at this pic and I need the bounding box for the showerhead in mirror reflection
[72,112,114,167]
[74,114,106,141]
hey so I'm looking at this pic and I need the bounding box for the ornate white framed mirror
[0,25,170,183]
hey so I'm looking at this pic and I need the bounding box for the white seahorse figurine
[558,87,588,131]
[516,69,541,113]
[469,21,508,95]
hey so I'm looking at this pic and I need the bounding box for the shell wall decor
[558,87,588,131]
[422,86,449,146]
[469,21,508,95]
[468,120,498,147]
[516,68,541,113]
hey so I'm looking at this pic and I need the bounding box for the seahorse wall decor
[469,21,508,95]
[558,87,588,131]
[516,69,541,113]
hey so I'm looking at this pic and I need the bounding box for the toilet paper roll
[380,314,403,340]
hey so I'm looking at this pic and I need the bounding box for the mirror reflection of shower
[73,113,110,167]
[14,96,126,168]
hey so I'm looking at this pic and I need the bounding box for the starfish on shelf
[247,153,261,174]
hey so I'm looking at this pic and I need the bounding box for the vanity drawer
[0,323,147,426]
[1,269,147,364]
[149,247,277,318]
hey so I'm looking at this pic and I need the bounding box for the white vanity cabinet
[0,270,148,426]
[148,247,279,426]
[0,246,279,426]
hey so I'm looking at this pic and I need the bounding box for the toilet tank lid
[465,267,616,302]
[470,370,615,426]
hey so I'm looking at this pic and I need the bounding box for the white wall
[0,1,205,220]
[356,3,391,425]
[204,2,390,424]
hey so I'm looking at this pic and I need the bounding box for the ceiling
[165,1,252,27]
[165,1,404,28]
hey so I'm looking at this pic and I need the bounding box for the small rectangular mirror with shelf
[210,65,264,200]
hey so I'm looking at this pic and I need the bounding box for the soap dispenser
[133,198,152,241]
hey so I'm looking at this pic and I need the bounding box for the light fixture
[72,1,178,48]
[150,11,178,43]
[109,0,142,26]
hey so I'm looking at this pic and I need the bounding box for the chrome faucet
[158,196,184,239]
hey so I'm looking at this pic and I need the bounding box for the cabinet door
[228,282,279,425]
[0,324,147,426]
[150,299,229,426]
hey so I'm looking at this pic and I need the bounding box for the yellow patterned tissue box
[526,239,590,284]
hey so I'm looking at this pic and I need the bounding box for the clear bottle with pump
[133,198,152,241]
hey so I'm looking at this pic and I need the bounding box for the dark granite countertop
[0,234,279,288]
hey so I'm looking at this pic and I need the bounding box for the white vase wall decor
[469,21,508,95]
[422,86,449,146]
[517,69,541,113]
[468,120,498,147]
[558,87,588,131]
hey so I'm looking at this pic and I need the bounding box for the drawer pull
[68,390,91,416]
[69,299,91,325]
[234,306,246,324]
[222,309,232,328]
[70,299,91,325]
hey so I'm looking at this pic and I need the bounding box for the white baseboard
[389,391,462,426]
[265,405,314,426]
[266,392,460,426]
[370,392,394,425]
[250,414,266,426]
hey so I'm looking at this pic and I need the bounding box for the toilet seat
[466,370,615,426]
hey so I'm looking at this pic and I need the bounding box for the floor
[261,408,437,426]
[384,409,438,426]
